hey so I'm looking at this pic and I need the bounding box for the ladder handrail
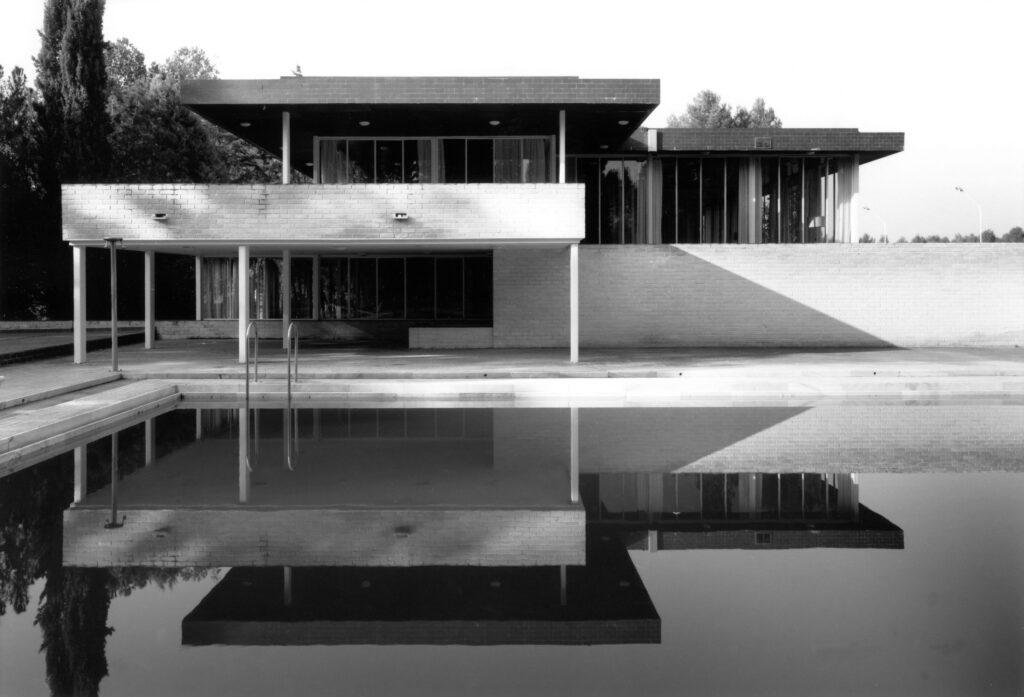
[285,322,299,470]
[244,321,259,405]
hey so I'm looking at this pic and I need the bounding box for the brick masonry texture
[62,507,586,567]
[182,77,660,106]
[493,247,570,348]
[577,245,1024,347]
[62,184,584,246]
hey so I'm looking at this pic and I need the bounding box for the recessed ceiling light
[600,144,609,150]
[617,120,629,126]
[239,121,251,128]
[305,162,314,167]
[489,120,500,126]
[359,120,370,127]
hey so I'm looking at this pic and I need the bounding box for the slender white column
[569,243,579,364]
[144,250,155,349]
[194,256,202,320]
[73,446,86,504]
[558,110,566,184]
[849,154,861,243]
[569,406,579,503]
[144,418,155,466]
[282,111,291,185]
[73,246,87,363]
[282,250,292,349]
[238,245,250,364]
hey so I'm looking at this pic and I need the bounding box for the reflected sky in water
[0,407,1021,697]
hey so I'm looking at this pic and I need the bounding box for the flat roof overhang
[182,76,661,176]
[643,127,904,164]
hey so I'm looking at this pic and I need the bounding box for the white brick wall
[576,245,1024,347]
[62,184,584,246]
[493,247,570,348]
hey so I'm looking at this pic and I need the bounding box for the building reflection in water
[54,407,903,654]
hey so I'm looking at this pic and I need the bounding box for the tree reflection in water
[1,446,206,697]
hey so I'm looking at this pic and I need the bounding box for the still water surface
[0,406,1021,696]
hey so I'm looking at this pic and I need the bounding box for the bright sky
[3,0,1022,239]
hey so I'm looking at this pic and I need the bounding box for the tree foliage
[667,90,782,128]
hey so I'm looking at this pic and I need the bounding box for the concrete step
[0,381,181,476]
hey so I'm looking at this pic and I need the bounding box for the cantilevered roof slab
[647,127,904,164]
[181,76,661,176]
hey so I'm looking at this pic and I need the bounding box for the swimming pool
[1,405,1021,696]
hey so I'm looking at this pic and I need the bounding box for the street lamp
[861,206,888,241]
[103,237,123,371]
[954,186,983,242]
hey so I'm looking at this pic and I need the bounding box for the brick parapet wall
[62,184,584,246]
[576,245,1024,347]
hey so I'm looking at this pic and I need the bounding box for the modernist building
[62,77,905,362]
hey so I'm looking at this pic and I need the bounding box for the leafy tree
[1003,226,1024,243]
[858,234,875,243]
[981,229,998,243]
[667,90,782,128]
[104,37,145,92]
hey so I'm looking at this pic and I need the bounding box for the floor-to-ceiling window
[318,137,551,184]
[568,157,648,244]
[199,254,492,322]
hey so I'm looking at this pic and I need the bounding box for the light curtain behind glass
[201,258,238,319]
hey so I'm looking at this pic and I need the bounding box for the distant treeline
[859,227,1024,244]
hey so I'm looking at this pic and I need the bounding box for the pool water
[1,406,1021,697]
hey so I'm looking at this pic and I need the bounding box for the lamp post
[104,237,123,371]
[954,186,983,242]
[861,206,888,241]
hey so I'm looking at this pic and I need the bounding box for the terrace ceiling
[182,76,661,177]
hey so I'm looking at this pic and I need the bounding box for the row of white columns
[72,247,156,365]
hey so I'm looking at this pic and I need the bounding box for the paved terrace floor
[1,337,1023,409]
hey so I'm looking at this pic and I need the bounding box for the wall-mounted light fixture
[599,144,609,150]
[359,120,371,127]
[617,120,629,126]
[489,120,501,126]
[239,122,251,128]
[152,213,168,221]
[392,212,409,221]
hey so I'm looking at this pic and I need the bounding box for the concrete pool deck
[2,339,1024,407]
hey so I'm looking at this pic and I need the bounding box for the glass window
[760,158,778,243]
[349,258,377,319]
[347,140,374,183]
[377,258,405,319]
[319,141,347,184]
[600,160,623,244]
[375,141,403,184]
[319,257,348,319]
[522,138,549,183]
[405,139,432,183]
[466,139,493,183]
[805,158,826,243]
[781,158,803,243]
[201,257,238,319]
[702,160,725,244]
[436,257,464,318]
[726,159,740,243]
[493,139,522,183]
[441,139,466,183]
[660,159,677,243]
[464,256,492,319]
[406,257,435,319]
[249,258,282,319]
[291,257,313,319]
[677,159,701,243]
[623,160,645,244]
[575,158,601,244]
